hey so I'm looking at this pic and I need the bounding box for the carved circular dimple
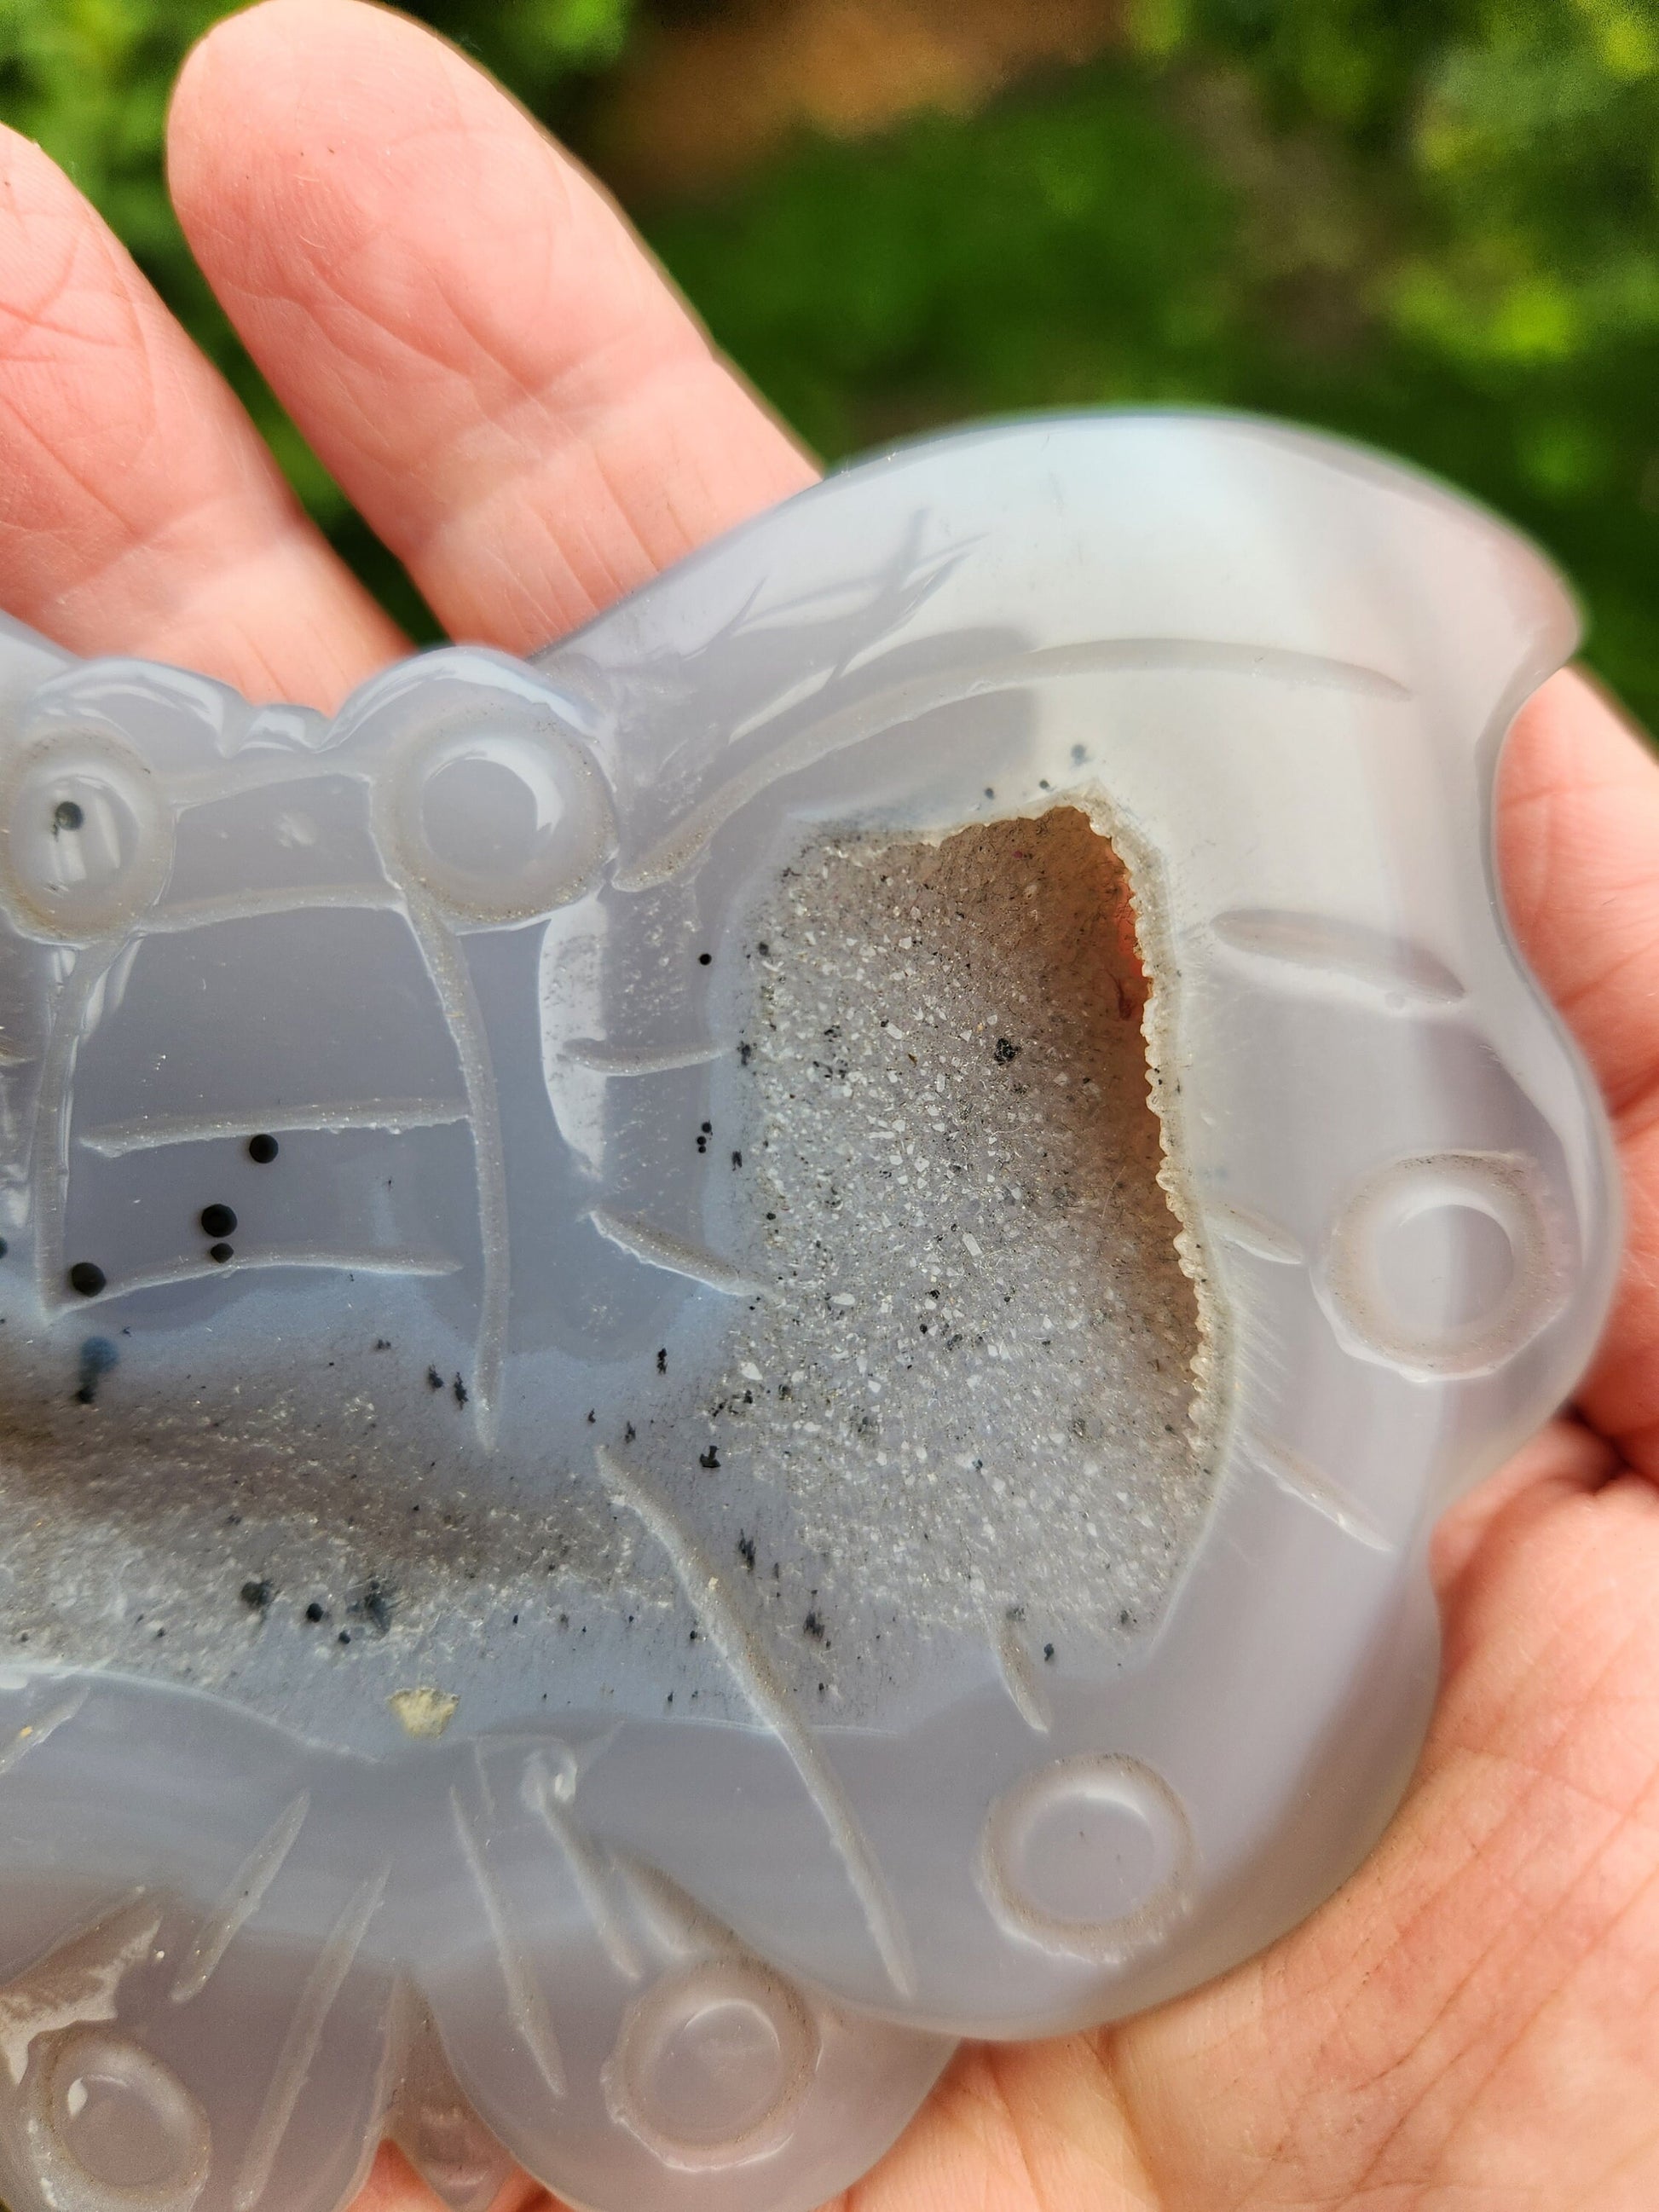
[0,731,171,942]
[603,1959,819,2171]
[1324,1149,1566,1377]
[980,1753,1195,1963]
[373,711,616,923]
[29,2028,210,2211]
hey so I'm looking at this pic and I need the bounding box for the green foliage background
[5,0,1659,722]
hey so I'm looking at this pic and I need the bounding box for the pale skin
[0,3,1656,2204]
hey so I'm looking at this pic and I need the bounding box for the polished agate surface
[0,413,1617,2212]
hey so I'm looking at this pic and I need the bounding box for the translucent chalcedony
[0,413,1617,2212]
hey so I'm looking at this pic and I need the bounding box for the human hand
[2,3,1655,2204]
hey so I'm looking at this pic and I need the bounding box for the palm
[4,6,1656,2207]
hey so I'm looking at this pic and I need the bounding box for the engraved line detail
[599,1446,915,1995]
[522,1755,645,1982]
[562,1040,725,1076]
[1247,1432,1392,1551]
[71,1250,461,1302]
[1208,1203,1306,1267]
[588,1209,766,1297]
[617,638,1413,891]
[404,890,507,1449]
[139,885,404,935]
[611,1853,733,1959]
[0,1688,90,1778]
[171,1793,310,2006]
[80,1100,470,1157]
[450,1790,566,2099]
[1210,910,1466,1004]
[991,1612,1053,1735]
[232,1865,389,2212]
[32,939,125,1318]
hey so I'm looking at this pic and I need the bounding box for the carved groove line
[1210,910,1466,1004]
[171,1793,310,2006]
[562,1040,724,1076]
[0,1687,89,1778]
[522,1756,645,1983]
[617,638,1413,891]
[32,939,124,1316]
[403,888,507,1448]
[136,885,405,935]
[82,1100,470,1158]
[598,1447,915,1995]
[72,1250,461,1303]
[231,1865,389,2212]
[449,1792,566,2099]
[1247,1432,1391,1551]
[1208,1203,1305,1267]
[588,1208,765,1297]
[991,1612,1053,1735]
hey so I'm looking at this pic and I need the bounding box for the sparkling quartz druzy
[0,413,1618,2212]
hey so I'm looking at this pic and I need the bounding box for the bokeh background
[5,1,1659,723]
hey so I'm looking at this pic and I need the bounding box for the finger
[1499,667,1659,1118]
[0,124,405,708]
[1113,1442,1659,2210]
[1497,667,1659,1472]
[347,2144,556,2212]
[1430,1415,1619,1617]
[165,0,815,660]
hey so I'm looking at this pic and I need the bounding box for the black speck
[586,1407,595,1424]
[1071,743,1086,765]
[453,1375,468,1407]
[656,1348,667,1374]
[358,1579,394,1634]
[199,1203,237,1239]
[624,1421,636,1442]
[696,1134,707,1153]
[338,1630,351,1645]
[67,1261,106,1297]
[1038,777,1051,790]
[756,940,770,956]
[738,1042,753,1066]
[1043,1643,1055,1662]
[373,1338,391,1351]
[699,1446,720,1470]
[73,1336,118,1406]
[984,786,995,800]
[737,1533,756,1571]
[53,798,84,833]
[701,1121,712,1133]
[697,951,711,965]
[426,1366,443,1390]
[803,1610,825,1640]
[240,1579,274,1613]
[247,1133,279,1164]
[208,1241,234,1265]
[731,1150,743,1169]
[305,1602,326,1623]
[0,1238,9,1258]
[995,1037,1020,1064]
